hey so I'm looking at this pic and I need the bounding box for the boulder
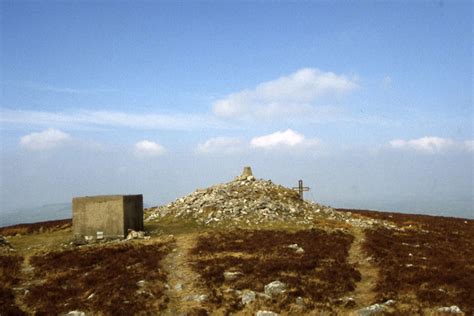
[264,280,287,297]
[241,290,256,305]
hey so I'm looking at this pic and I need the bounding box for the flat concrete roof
[74,194,142,198]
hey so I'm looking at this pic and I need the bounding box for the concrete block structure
[72,195,143,239]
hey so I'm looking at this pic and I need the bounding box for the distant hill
[0,203,72,227]
[0,201,154,228]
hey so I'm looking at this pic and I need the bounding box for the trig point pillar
[241,166,253,178]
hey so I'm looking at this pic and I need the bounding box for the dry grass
[355,209,474,314]
[190,228,360,313]
[0,254,25,315]
[0,219,72,236]
[25,242,171,315]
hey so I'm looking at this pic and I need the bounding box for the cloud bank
[134,140,166,157]
[1,109,222,131]
[389,136,459,153]
[20,128,71,151]
[197,129,321,154]
[212,68,358,119]
[251,129,305,148]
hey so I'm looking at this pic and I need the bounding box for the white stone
[357,303,385,316]
[256,311,279,316]
[241,290,256,305]
[436,306,462,314]
[264,280,286,297]
[295,247,305,254]
[224,271,242,281]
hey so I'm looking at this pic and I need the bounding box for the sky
[1,1,473,224]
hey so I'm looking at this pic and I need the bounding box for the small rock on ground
[256,311,279,316]
[437,306,463,314]
[264,280,286,297]
[241,290,256,305]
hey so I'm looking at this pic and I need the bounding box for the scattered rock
[356,303,386,316]
[295,296,305,307]
[66,311,86,316]
[436,306,463,314]
[264,280,287,297]
[356,300,395,315]
[183,294,208,302]
[126,230,146,240]
[241,290,256,305]
[0,235,11,247]
[256,311,279,316]
[224,271,242,281]
[136,280,146,287]
[145,167,394,229]
[336,296,356,308]
[383,299,396,306]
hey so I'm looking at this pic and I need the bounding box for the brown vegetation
[25,242,171,315]
[0,219,72,236]
[356,209,474,314]
[191,229,360,313]
[0,254,25,315]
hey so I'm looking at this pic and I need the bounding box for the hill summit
[145,167,376,228]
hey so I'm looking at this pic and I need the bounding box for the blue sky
[1,1,473,222]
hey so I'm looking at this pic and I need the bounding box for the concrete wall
[72,195,143,239]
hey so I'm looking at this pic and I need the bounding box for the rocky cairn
[145,167,361,227]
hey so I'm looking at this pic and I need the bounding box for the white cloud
[20,128,71,151]
[1,109,224,131]
[250,129,320,150]
[134,140,166,157]
[464,140,474,151]
[196,137,244,154]
[389,136,455,153]
[212,68,358,119]
[31,84,116,95]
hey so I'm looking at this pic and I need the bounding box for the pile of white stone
[145,167,382,228]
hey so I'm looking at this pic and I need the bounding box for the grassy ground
[1,210,473,315]
[0,219,72,236]
[24,241,171,315]
[189,228,360,314]
[0,254,25,315]
[358,212,474,314]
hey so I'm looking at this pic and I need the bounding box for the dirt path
[13,255,37,314]
[347,226,379,309]
[162,233,209,315]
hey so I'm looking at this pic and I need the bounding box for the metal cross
[292,179,310,200]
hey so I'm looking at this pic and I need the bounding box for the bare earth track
[162,233,209,315]
[347,227,379,310]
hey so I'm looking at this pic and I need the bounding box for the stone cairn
[146,167,389,228]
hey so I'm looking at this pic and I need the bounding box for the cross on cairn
[292,179,310,200]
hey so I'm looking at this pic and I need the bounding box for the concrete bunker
[72,195,143,240]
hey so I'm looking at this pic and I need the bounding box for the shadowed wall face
[72,195,143,239]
